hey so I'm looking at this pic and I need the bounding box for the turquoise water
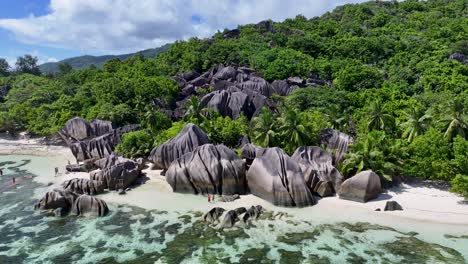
[1,155,468,264]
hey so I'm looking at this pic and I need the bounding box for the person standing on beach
[0,169,3,176]
[208,193,211,203]
[54,167,58,177]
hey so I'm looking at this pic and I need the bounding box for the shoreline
[1,138,467,230]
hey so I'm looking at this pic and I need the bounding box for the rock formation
[242,205,264,223]
[71,195,109,217]
[384,201,403,211]
[291,146,343,197]
[240,143,266,165]
[320,128,353,163]
[34,189,79,211]
[246,147,317,207]
[220,207,247,228]
[90,159,140,190]
[61,178,105,195]
[59,117,139,162]
[149,123,209,170]
[339,170,382,202]
[165,144,247,195]
[203,207,226,224]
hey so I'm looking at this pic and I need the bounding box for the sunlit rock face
[319,128,353,163]
[90,159,140,190]
[34,188,79,211]
[291,146,343,197]
[166,144,247,195]
[59,117,139,162]
[148,123,209,170]
[339,170,382,203]
[247,147,317,207]
[61,178,105,195]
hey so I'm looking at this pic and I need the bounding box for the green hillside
[39,44,171,73]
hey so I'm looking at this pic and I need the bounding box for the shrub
[115,130,153,159]
[450,175,468,198]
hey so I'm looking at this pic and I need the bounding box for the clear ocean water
[1,155,467,264]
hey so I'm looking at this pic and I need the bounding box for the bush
[115,130,153,159]
[201,115,249,147]
[450,175,468,198]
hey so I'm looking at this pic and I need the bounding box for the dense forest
[0,0,467,196]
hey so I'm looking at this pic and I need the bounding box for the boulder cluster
[171,64,327,120]
[203,205,264,228]
[58,117,139,162]
[35,120,144,218]
[149,123,384,208]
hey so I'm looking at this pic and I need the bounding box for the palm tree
[340,131,401,183]
[252,107,278,147]
[367,101,395,132]
[439,99,468,140]
[278,109,308,153]
[400,106,431,142]
[184,96,208,124]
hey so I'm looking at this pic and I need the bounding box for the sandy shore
[2,138,467,230]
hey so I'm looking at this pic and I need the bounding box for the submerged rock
[203,207,226,224]
[246,147,317,207]
[221,207,247,228]
[384,201,403,211]
[166,144,247,195]
[242,205,264,223]
[291,146,343,197]
[71,195,109,217]
[339,170,382,203]
[149,123,209,170]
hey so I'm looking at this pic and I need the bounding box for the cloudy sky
[0,0,369,64]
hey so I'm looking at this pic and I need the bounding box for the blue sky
[0,0,369,66]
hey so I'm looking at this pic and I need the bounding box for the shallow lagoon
[1,155,468,264]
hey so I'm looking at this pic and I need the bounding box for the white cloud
[0,0,369,54]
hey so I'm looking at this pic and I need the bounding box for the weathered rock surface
[384,201,403,211]
[166,144,247,195]
[240,143,266,163]
[220,207,247,228]
[61,178,105,195]
[242,205,264,223]
[60,117,139,162]
[203,207,226,224]
[200,89,254,119]
[291,146,343,197]
[246,147,317,207]
[320,128,353,163]
[221,194,240,202]
[71,195,109,217]
[149,123,209,170]
[339,170,382,202]
[34,189,79,211]
[90,159,140,190]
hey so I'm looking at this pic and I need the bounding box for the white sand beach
[2,137,467,232]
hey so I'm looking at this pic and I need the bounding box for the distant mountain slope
[39,44,171,73]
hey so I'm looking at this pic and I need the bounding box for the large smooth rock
[242,205,264,223]
[61,178,105,195]
[149,123,209,170]
[246,148,317,207]
[90,160,140,190]
[34,189,79,211]
[320,128,353,163]
[220,207,247,228]
[71,195,109,217]
[166,144,247,195]
[60,117,140,162]
[200,89,254,119]
[291,146,343,197]
[339,170,382,202]
[271,80,294,96]
[236,79,272,97]
[213,66,237,80]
